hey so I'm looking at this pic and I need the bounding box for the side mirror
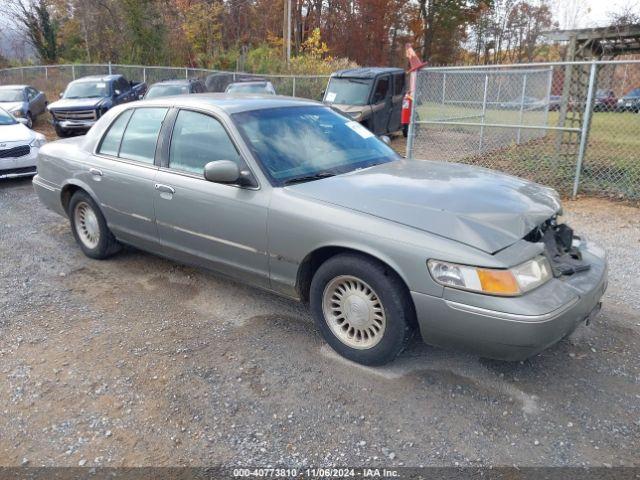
[138,94,144,100]
[114,89,121,96]
[16,118,29,126]
[204,160,240,184]
[379,135,391,145]
[59,92,64,98]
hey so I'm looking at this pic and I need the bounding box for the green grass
[414,101,640,198]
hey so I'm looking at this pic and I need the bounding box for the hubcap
[74,201,100,249]
[322,275,386,350]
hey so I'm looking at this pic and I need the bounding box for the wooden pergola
[542,24,640,167]
[544,24,640,60]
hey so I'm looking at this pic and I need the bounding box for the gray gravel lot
[0,178,639,468]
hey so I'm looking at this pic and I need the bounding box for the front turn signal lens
[428,256,551,297]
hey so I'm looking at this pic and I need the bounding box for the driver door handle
[89,168,103,176]
[155,183,175,194]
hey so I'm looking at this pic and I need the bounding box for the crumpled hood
[0,101,23,112]
[0,123,35,143]
[48,98,104,110]
[287,160,561,253]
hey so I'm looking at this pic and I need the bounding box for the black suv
[144,78,207,100]
[323,67,406,136]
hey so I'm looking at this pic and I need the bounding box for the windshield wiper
[283,171,336,185]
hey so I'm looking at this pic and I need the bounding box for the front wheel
[55,124,70,138]
[26,112,33,128]
[68,191,121,259]
[310,253,414,366]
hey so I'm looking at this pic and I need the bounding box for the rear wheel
[26,112,33,129]
[310,253,414,366]
[68,191,120,259]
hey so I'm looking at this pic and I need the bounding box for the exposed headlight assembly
[428,256,552,296]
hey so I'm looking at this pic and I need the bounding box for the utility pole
[283,0,291,64]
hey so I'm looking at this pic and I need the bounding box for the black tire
[55,124,70,138]
[310,253,415,366]
[68,191,121,259]
[402,124,408,138]
[26,112,33,129]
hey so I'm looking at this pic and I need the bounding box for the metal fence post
[441,73,446,104]
[72,65,76,80]
[143,67,146,84]
[516,73,528,144]
[572,62,597,198]
[478,74,489,152]
[108,62,112,75]
[292,77,296,97]
[185,67,188,79]
[406,74,419,160]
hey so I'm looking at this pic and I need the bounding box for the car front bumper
[53,119,97,131]
[0,146,39,179]
[411,242,608,361]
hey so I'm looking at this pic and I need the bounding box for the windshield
[0,108,17,125]
[145,84,189,99]
[0,89,23,102]
[226,83,272,94]
[64,81,109,99]
[324,77,372,106]
[232,106,398,186]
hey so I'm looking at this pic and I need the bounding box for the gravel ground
[0,176,639,469]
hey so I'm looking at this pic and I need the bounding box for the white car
[0,107,46,179]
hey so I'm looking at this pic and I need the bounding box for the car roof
[332,67,405,79]
[227,81,270,86]
[71,75,121,83]
[149,79,196,87]
[0,85,27,90]
[137,93,319,114]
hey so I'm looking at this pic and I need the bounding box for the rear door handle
[89,168,103,176]
[155,183,175,194]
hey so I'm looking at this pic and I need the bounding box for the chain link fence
[407,60,640,199]
[0,63,330,102]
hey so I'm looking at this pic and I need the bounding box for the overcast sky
[559,0,639,28]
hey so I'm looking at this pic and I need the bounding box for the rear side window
[119,108,168,163]
[394,74,405,95]
[169,110,240,175]
[98,109,133,156]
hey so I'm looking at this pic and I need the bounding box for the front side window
[169,110,240,175]
[324,78,373,106]
[232,106,398,186]
[372,76,390,103]
[98,109,134,156]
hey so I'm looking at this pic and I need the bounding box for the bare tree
[9,0,58,62]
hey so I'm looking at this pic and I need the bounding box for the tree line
[3,0,634,73]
